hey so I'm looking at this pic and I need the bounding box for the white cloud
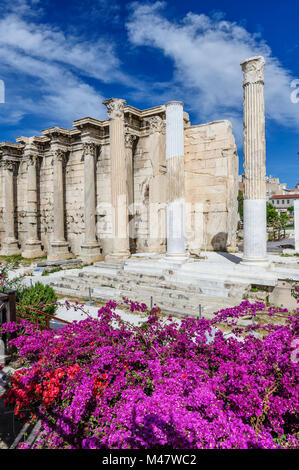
[126,2,299,142]
[0,3,132,130]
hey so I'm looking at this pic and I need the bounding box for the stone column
[165,101,186,257]
[22,154,43,258]
[0,160,20,255]
[146,115,166,253]
[125,132,136,253]
[103,98,130,259]
[295,199,299,253]
[240,56,268,265]
[48,148,71,260]
[80,141,102,263]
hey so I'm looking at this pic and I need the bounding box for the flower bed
[1,297,298,449]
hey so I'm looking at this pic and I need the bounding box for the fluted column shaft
[241,56,268,265]
[84,143,97,244]
[103,98,130,259]
[22,154,43,258]
[125,133,136,253]
[48,148,71,260]
[0,160,20,255]
[80,142,102,263]
[53,151,65,242]
[165,101,186,256]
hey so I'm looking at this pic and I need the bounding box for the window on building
[282,200,285,204]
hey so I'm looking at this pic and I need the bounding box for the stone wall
[184,120,238,252]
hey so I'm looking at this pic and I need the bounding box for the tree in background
[279,212,289,238]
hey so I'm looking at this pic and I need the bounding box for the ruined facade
[0,100,239,262]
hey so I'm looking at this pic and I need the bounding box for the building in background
[270,193,299,214]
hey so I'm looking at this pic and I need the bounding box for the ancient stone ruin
[0,101,239,262]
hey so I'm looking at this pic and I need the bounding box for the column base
[240,258,270,268]
[0,238,20,256]
[48,241,72,261]
[22,240,44,259]
[163,252,190,264]
[80,243,103,264]
[105,250,131,261]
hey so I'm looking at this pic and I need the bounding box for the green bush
[17,282,58,319]
[0,260,24,294]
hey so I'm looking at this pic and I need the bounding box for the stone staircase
[48,260,251,317]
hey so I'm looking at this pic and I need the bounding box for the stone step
[49,280,241,317]
[54,272,232,299]
[72,268,239,298]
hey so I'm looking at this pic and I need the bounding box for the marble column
[125,132,136,253]
[241,56,268,266]
[165,101,186,257]
[103,98,130,259]
[0,160,20,255]
[146,115,166,253]
[80,141,102,263]
[22,154,43,258]
[295,199,299,253]
[48,148,71,260]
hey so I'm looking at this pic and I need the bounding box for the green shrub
[0,260,24,294]
[17,282,58,319]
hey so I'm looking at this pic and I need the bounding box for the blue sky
[0,0,298,187]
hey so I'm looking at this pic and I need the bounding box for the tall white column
[48,148,71,260]
[103,98,130,260]
[165,101,186,257]
[0,160,20,255]
[295,199,299,253]
[240,56,268,266]
[80,141,102,263]
[22,154,43,258]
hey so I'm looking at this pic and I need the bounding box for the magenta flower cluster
[1,296,298,449]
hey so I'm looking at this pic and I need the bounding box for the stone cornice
[0,142,24,159]
[73,117,108,129]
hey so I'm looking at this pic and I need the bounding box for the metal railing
[15,303,71,330]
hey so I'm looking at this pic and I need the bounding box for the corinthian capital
[125,132,137,148]
[145,115,165,134]
[83,141,97,157]
[27,153,39,166]
[1,159,16,171]
[103,98,126,120]
[241,56,265,86]
[52,148,67,163]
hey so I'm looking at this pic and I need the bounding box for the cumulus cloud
[0,1,131,131]
[126,2,299,142]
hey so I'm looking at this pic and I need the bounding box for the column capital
[124,126,138,148]
[165,100,184,109]
[0,158,17,172]
[103,98,126,119]
[145,115,165,135]
[52,147,67,163]
[82,141,97,156]
[26,153,39,166]
[241,56,265,86]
